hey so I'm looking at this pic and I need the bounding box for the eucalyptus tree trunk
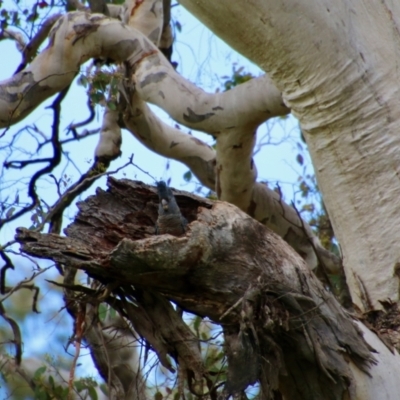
[179,0,400,312]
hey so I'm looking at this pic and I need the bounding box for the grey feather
[155,181,187,236]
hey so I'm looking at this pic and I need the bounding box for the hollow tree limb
[15,179,376,399]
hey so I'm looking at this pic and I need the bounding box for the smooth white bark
[348,322,400,400]
[123,0,163,45]
[0,9,166,128]
[124,94,217,188]
[95,108,122,160]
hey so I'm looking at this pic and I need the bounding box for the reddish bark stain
[190,136,208,147]
[135,50,159,67]
[131,0,144,16]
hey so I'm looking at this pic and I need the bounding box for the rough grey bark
[16,179,376,399]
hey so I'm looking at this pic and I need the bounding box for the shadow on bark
[16,178,376,400]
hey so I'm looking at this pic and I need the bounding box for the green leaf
[5,207,15,218]
[34,387,48,400]
[183,170,192,182]
[78,75,88,88]
[88,385,98,400]
[75,380,84,392]
[107,101,117,111]
[109,307,116,319]
[33,366,47,379]
[98,303,107,321]
[175,21,182,32]
[193,315,202,333]
[155,392,163,400]
[296,154,304,165]
[90,92,104,104]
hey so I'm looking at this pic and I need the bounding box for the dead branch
[15,178,376,399]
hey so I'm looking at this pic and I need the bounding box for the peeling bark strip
[139,71,168,87]
[183,107,215,123]
[16,179,376,399]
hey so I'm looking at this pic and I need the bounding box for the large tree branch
[134,70,288,132]
[0,8,167,128]
[83,304,146,400]
[124,94,216,188]
[15,178,395,399]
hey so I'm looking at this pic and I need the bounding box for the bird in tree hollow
[155,181,187,236]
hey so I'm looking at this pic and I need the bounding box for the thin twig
[68,307,84,400]
[0,302,22,364]
[44,155,135,233]
[219,296,244,321]
[0,251,14,294]
[0,86,70,226]
[1,266,51,306]
[132,162,157,182]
